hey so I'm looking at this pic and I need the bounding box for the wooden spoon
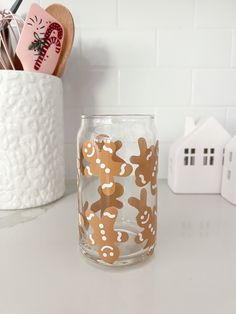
[46,4,74,77]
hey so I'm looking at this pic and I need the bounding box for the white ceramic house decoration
[168,117,231,194]
[221,136,236,204]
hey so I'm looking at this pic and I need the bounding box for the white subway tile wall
[79,30,157,67]
[195,0,236,28]
[193,70,236,106]
[226,108,236,135]
[7,0,236,179]
[231,31,236,67]
[119,69,192,107]
[159,30,232,67]
[118,0,194,27]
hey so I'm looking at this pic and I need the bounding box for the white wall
[4,0,236,179]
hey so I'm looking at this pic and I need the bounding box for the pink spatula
[16,3,64,74]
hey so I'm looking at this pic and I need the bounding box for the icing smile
[86,147,95,158]
[141,214,150,224]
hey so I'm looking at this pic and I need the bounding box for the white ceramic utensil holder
[0,70,65,210]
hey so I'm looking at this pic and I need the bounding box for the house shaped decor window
[184,148,195,166]
[168,117,231,194]
[221,136,236,204]
[222,148,225,165]
[203,148,215,166]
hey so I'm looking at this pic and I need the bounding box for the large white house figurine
[168,117,231,194]
[221,136,236,204]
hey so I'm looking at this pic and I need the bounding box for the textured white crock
[0,70,65,209]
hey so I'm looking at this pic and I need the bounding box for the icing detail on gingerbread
[139,174,147,185]
[91,183,124,216]
[128,188,157,255]
[89,234,95,245]
[86,212,95,221]
[117,231,123,242]
[85,166,92,176]
[103,145,113,153]
[85,207,129,264]
[141,213,150,224]
[82,136,133,196]
[101,245,113,251]
[152,184,157,190]
[103,211,116,219]
[119,163,127,176]
[130,138,158,195]
[102,182,113,190]
[101,246,117,259]
[146,151,152,160]
[86,147,95,158]
[138,232,144,242]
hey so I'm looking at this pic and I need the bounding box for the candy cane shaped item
[44,22,63,40]
[34,23,63,71]
[16,3,64,74]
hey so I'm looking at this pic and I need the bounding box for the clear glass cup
[77,114,158,266]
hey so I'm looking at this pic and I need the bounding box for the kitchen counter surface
[0,180,235,314]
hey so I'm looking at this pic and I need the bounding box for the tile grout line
[78,25,236,31]
[76,64,236,71]
[64,105,235,110]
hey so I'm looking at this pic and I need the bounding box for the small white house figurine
[168,117,231,194]
[221,136,236,204]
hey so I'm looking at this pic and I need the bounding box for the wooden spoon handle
[46,4,75,77]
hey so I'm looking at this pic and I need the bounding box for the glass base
[79,229,155,267]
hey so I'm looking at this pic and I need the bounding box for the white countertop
[0,180,235,314]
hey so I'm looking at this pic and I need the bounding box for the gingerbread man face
[85,207,129,264]
[128,188,157,254]
[91,182,124,216]
[130,138,158,195]
[82,136,133,196]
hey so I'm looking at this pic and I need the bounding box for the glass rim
[81,114,155,119]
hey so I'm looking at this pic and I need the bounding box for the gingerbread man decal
[130,138,158,195]
[91,183,124,216]
[78,148,85,176]
[82,135,132,196]
[78,201,89,239]
[128,188,157,254]
[85,207,129,264]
